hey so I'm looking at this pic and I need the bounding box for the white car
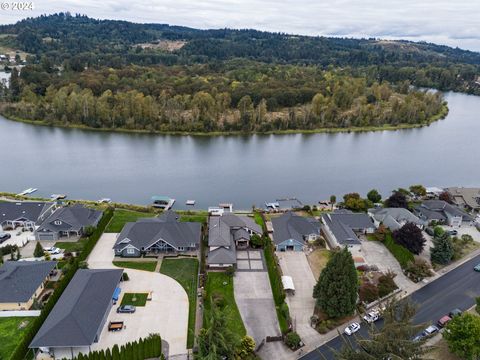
[344,322,361,335]
[44,246,61,255]
[363,311,380,324]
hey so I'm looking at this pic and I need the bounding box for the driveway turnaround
[87,233,189,356]
[277,252,320,347]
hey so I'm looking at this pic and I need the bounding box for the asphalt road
[301,253,480,360]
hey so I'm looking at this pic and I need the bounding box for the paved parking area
[236,250,265,271]
[0,229,34,247]
[441,225,480,242]
[87,233,189,356]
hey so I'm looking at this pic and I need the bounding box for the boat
[97,198,112,204]
[17,188,38,196]
[186,200,196,206]
[151,196,175,210]
[50,194,67,200]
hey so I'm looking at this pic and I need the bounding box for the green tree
[330,195,336,210]
[34,242,45,258]
[111,345,120,360]
[237,335,256,358]
[430,232,454,265]
[385,191,408,208]
[367,189,382,203]
[444,313,480,360]
[409,184,426,197]
[313,247,358,318]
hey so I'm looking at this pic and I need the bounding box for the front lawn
[55,237,89,253]
[204,272,246,338]
[179,214,208,223]
[253,212,265,231]
[0,317,34,358]
[307,249,331,280]
[113,261,157,272]
[160,258,199,348]
[121,293,148,307]
[105,209,156,232]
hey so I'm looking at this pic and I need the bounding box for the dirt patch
[425,338,461,360]
[135,40,187,52]
[307,248,330,280]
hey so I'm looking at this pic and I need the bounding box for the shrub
[359,282,379,303]
[34,242,45,258]
[122,272,129,281]
[405,258,433,282]
[249,234,264,248]
[212,292,226,308]
[285,332,302,350]
[237,336,256,358]
[225,266,235,277]
[377,272,398,297]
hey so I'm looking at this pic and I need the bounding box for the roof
[445,187,480,210]
[369,207,424,230]
[281,276,295,291]
[37,204,103,233]
[208,214,261,247]
[321,211,374,246]
[415,200,474,222]
[114,210,201,251]
[0,261,57,303]
[0,201,53,224]
[271,212,320,245]
[207,246,236,265]
[30,269,123,348]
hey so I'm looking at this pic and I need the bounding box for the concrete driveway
[277,252,320,347]
[87,233,189,356]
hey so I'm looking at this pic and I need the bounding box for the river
[0,91,478,210]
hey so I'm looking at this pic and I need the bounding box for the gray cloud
[1,0,479,51]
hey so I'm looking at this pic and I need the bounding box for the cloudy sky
[1,0,479,51]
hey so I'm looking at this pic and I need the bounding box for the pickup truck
[363,310,380,324]
[108,321,124,332]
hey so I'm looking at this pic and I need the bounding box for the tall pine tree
[430,232,454,265]
[313,247,358,318]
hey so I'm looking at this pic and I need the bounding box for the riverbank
[0,103,448,137]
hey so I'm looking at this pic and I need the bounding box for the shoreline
[0,103,449,137]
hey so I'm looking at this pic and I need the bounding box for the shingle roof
[0,261,57,303]
[445,187,480,210]
[369,207,424,230]
[30,269,123,348]
[114,210,201,251]
[271,212,320,245]
[207,246,236,265]
[415,200,474,222]
[321,211,374,246]
[37,204,103,233]
[208,214,261,247]
[0,201,53,225]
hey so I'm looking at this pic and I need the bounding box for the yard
[113,261,157,272]
[105,209,156,232]
[425,338,460,360]
[0,317,34,358]
[160,258,199,348]
[204,272,246,338]
[178,211,208,223]
[55,237,89,253]
[307,248,331,280]
[121,293,148,307]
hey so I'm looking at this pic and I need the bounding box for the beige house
[0,261,57,311]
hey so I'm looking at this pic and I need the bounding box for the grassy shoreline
[0,103,448,137]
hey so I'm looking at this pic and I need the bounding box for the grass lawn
[160,258,199,348]
[121,293,148,307]
[204,272,246,338]
[0,317,34,358]
[307,248,331,280]
[105,209,156,232]
[55,237,89,253]
[253,212,265,230]
[113,261,157,272]
[179,214,208,223]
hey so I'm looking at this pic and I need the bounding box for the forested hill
[1,13,480,68]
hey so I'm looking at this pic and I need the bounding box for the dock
[152,196,175,210]
[186,200,196,206]
[51,194,67,200]
[17,188,37,196]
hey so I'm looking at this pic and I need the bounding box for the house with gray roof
[321,210,375,250]
[30,269,123,359]
[207,214,262,268]
[445,187,480,212]
[271,212,320,251]
[0,201,56,231]
[35,204,103,241]
[414,200,474,227]
[113,210,202,257]
[0,261,57,311]
[368,207,425,231]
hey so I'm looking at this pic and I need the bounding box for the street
[301,253,480,360]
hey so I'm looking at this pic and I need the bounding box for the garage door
[37,233,55,241]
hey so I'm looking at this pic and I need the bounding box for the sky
[0,0,479,52]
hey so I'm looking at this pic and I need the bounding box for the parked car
[363,310,380,324]
[437,315,452,328]
[447,230,458,236]
[344,322,361,335]
[449,308,463,317]
[474,263,480,272]
[425,227,435,236]
[117,305,136,313]
[43,246,61,255]
[423,325,439,336]
[0,232,11,243]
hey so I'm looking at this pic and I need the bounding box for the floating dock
[17,188,37,196]
[186,200,196,206]
[152,196,175,210]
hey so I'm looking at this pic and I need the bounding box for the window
[54,220,62,225]
[127,248,135,254]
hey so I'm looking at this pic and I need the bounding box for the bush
[249,234,264,248]
[392,222,426,255]
[405,258,433,282]
[225,266,235,277]
[122,272,129,281]
[34,241,45,258]
[359,282,379,303]
[377,272,398,297]
[383,234,414,268]
[285,332,302,350]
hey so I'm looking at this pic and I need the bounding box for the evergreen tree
[111,345,120,360]
[34,241,45,258]
[430,232,454,265]
[313,247,358,318]
[104,348,111,360]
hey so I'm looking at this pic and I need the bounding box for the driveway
[87,233,189,356]
[277,252,320,347]
[234,271,288,359]
[236,250,265,271]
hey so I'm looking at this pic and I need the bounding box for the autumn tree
[392,222,426,255]
[385,191,408,208]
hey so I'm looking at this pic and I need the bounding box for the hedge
[8,208,114,360]
[383,233,414,268]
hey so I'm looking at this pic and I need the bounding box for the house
[29,269,123,359]
[113,210,202,257]
[207,214,262,268]
[0,201,56,231]
[445,187,480,212]
[414,200,474,227]
[35,204,103,241]
[368,207,425,231]
[0,261,57,311]
[321,210,375,249]
[271,212,320,251]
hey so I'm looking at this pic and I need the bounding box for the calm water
[0,91,479,210]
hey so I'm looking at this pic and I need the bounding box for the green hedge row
[9,208,114,360]
[263,237,290,333]
[70,334,162,360]
[383,233,414,268]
